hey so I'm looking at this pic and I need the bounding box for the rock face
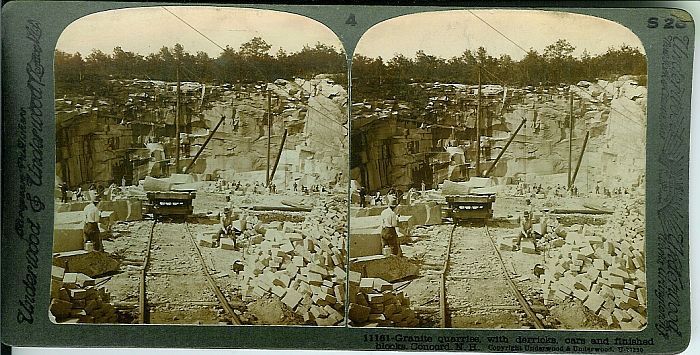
[480,76,648,188]
[569,77,647,187]
[347,274,420,327]
[441,177,493,195]
[53,224,85,253]
[49,266,118,323]
[143,176,173,191]
[349,230,382,258]
[214,77,349,188]
[98,199,143,221]
[54,199,140,253]
[353,202,442,226]
[538,198,646,330]
[349,255,419,282]
[238,196,348,326]
[52,250,121,278]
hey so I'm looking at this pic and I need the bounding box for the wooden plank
[250,205,312,212]
[552,208,612,215]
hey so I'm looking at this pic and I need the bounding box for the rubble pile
[347,276,420,327]
[49,266,117,323]
[570,76,647,186]
[238,196,348,326]
[204,76,349,187]
[540,200,646,330]
[441,177,494,196]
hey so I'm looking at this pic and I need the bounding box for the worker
[380,195,402,256]
[515,210,534,252]
[106,182,117,201]
[406,187,415,205]
[384,187,397,206]
[217,207,233,248]
[516,199,535,251]
[96,184,105,200]
[225,195,234,210]
[239,208,248,234]
[83,195,102,252]
[541,209,551,236]
[358,186,367,208]
[533,264,545,278]
[60,182,68,203]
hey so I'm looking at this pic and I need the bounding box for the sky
[354,10,646,60]
[57,8,645,61]
[56,6,343,57]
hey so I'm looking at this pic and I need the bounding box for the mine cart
[145,190,196,216]
[444,194,496,221]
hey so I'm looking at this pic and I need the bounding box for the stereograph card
[0,1,694,353]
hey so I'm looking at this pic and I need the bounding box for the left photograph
[51,6,349,325]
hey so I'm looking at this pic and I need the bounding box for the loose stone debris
[350,76,647,329]
[347,276,420,327]
[49,266,118,324]
[51,75,349,325]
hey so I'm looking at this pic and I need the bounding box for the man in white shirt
[380,195,402,256]
[83,196,102,251]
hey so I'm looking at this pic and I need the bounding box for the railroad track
[137,219,242,325]
[438,223,543,329]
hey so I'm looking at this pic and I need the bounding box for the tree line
[55,38,646,100]
[55,37,347,95]
[352,39,646,101]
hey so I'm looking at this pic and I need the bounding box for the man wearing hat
[216,207,234,248]
[380,195,402,256]
[516,201,535,252]
[83,195,103,252]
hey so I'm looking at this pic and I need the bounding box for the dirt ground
[400,190,632,330]
[101,185,344,325]
[100,181,639,328]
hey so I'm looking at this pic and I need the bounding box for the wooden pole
[266,90,272,186]
[568,92,574,190]
[571,131,590,188]
[185,114,228,173]
[231,99,236,127]
[476,67,481,176]
[175,62,181,174]
[268,129,288,186]
[485,118,526,177]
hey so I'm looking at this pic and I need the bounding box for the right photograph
[348,10,647,330]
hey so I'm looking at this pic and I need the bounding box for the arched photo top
[51,5,350,327]
[56,6,347,80]
[349,8,649,332]
[354,9,645,61]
